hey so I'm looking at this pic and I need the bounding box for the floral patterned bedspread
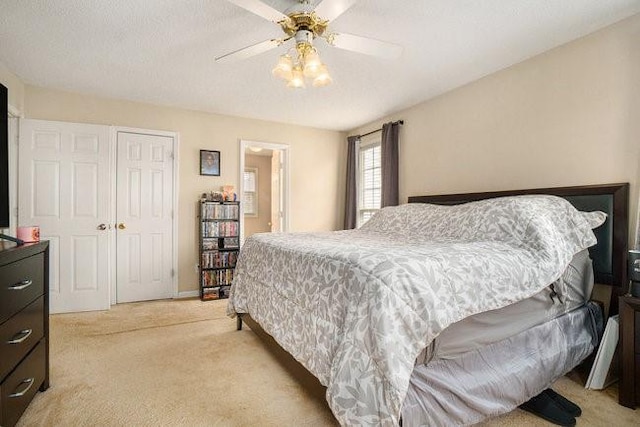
[227,195,604,426]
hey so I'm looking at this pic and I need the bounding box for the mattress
[402,302,603,426]
[418,249,594,363]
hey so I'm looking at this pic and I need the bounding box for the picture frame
[200,150,220,176]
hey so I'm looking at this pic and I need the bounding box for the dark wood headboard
[408,183,630,307]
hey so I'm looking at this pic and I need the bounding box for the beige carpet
[16,298,640,426]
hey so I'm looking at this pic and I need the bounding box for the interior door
[19,119,111,314]
[116,131,174,303]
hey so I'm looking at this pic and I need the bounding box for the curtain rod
[358,120,404,138]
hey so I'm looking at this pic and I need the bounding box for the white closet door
[116,131,174,303]
[19,119,111,314]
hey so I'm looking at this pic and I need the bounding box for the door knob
[97,224,107,230]
[118,223,126,230]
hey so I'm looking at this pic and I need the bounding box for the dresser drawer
[0,297,45,381]
[0,339,46,427]
[0,253,45,323]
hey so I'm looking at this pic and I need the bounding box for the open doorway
[239,139,290,243]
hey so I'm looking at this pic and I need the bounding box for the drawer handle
[7,329,33,344]
[9,377,35,398]
[8,279,33,290]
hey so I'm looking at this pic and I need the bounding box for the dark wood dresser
[0,241,49,427]
[619,294,640,408]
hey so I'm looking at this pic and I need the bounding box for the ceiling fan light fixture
[275,41,331,88]
[219,0,403,89]
[272,54,293,80]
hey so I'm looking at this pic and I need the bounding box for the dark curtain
[381,121,400,207]
[344,135,359,229]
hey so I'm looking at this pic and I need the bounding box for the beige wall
[244,154,272,237]
[0,61,25,113]
[23,86,346,292]
[352,14,640,247]
[13,12,640,297]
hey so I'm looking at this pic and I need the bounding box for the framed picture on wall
[200,150,220,176]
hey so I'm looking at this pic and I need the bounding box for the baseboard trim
[176,290,199,299]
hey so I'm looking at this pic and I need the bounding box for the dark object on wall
[200,150,220,176]
[0,83,9,229]
[0,83,20,244]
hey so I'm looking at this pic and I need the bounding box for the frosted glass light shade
[312,64,332,87]
[287,66,305,88]
[272,54,293,80]
[302,49,322,77]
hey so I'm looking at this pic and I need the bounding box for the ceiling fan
[216,0,403,88]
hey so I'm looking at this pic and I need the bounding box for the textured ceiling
[1,1,639,131]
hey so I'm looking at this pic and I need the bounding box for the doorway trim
[110,126,180,304]
[239,139,291,244]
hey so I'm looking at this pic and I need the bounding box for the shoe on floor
[519,392,576,427]
[543,388,582,417]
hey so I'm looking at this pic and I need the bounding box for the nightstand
[619,295,640,408]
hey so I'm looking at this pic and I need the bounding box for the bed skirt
[401,302,603,426]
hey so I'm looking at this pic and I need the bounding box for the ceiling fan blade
[329,32,403,59]
[215,39,282,63]
[314,0,359,22]
[225,0,288,23]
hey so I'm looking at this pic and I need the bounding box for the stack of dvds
[201,221,238,238]
[201,251,238,269]
[201,202,239,220]
[200,269,235,287]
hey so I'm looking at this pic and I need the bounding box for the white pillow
[581,210,607,229]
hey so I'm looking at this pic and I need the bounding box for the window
[243,168,257,216]
[358,142,381,226]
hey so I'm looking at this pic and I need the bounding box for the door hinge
[170,268,175,278]
[169,151,174,160]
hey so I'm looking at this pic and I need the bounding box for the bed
[228,183,629,426]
